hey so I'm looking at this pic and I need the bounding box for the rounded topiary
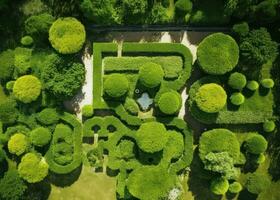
[244,133,268,154]
[165,130,184,159]
[245,173,270,194]
[8,133,28,156]
[104,74,129,98]
[36,108,59,125]
[124,98,139,115]
[228,72,247,90]
[30,127,51,147]
[136,122,168,153]
[246,80,259,91]
[13,75,42,103]
[210,177,229,195]
[139,62,164,88]
[20,36,34,46]
[197,33,239,75]
[230,92,245,106]
[158,90,182,115]
[82,105,93,117]
[261,78,274,89]
[49,17,86,54]
[175,0,192,14]
[263,120,275,133]
[229,182,243,194]
[195,83,227,113]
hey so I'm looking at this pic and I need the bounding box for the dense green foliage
[82,105,93,118]
[20,36,34,46]
[25,13,55,36]
[244,133,268,154]
[36,108,59,125]
[8,133,28,156]
[230,92,245,106]
[246,80,259,91]
[245,173,270,194]
[210,177,229,195]
[263,120,275,132]
[104,74,129,98]
[261,78,275,88]
[0,99,18,125]
[0,50,14,80]
[30,127,51,147]
[197,33,239,75]
[228,182,242,193]
[124,98,139,115]
[138,62,164,88]
[158,90,182,115]
[228,72,247,90]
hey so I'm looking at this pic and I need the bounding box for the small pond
[137,92,153,111]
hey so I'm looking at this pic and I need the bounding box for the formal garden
[0,0,280,200]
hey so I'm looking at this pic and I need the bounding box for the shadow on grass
[24,180,51,200]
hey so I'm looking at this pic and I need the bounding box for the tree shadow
[24,180,51,200]
[238,189,257,200]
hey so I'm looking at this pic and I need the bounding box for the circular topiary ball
[136,122,168,153]
[228,72,247,90]
[13,75,42,103]
[195,83,227,113]
[158,90,182,115]
[49,17,86,54]
[175,0,193,14]
[210,177,229,195]
[21,36,34,46]
[245,173,270,194]
[30,127,51,147]
[229,182,243,194]
[246,80,259,91]
[8,133,28,156]
[261,78,274,89]
[197,33,239,75]
[230,92,245,106]
[139,62,164,88]
[244,133,268,154]
[263,120,275,133]
[104,74,129,98]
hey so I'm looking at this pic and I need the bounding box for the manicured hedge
[210,177,229,195]
[197,33,239,75]
[36,108,59,125]
[82,105,93,118]
[30,127,51,147]
[138,62,164,88]
[261,78,274,88]
[8,133,28,156]
[104,74,129,98]
[245,173,270,194]
[158,90,182,115]
[244,133,268,154]
[228,72,247,90]
[230,92,245,106]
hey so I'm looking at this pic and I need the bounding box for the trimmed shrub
[228,72,247,90]
[197,33,239,75]
[263,120,275,132]
[232,22,249,38]
[82,105,93,118]
[30,127,51,147]
[210,177,229,195]
[175,0,192,14]
[104,74,129,98]
[13,75,42,103]
[0,99,18,125]
[49,17,86,54]
[14,47,32,75]
[21,36,34,46]
[37,108,59,125]
[8,133,28,156]
[261,78,274,89]
[25,13,55,36]
[117,140,135,159]
[124,98,139,115]
[245,173,270,194]
[195,83,227,113]
[6,81,15,91]
[230,92,245,106]
[246,80,259,91]
[0,50,15,80]
[136,122,168,153]
[158,90,182,115]
[138,62,164,88]
[244,133,268,154]
[165,131,184,160]
[257,153,266,164]
[229,182,243,193]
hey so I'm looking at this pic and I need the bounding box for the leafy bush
[245,173,270,194]
[82,105,93,118]
[6,81,15,91]
[30,127,52,147]
[49,17,86,54]
[148,3,169,24]
[195,83,227,113]
[13,75,42,103]
[138,62,164,88]
[246,80,259,91]
[244,133,268,154]
[197,33,239,75]
[164,131,184,160]
[14,47,32,75]
[230,92,245,106]
[25,13,55,36]
[232,22,249,38]
[104,74,129,98]
[36,108,59,125]
[116,140,135,160]
[261,78,274,88]
[136,122,168,153]
[124,98,139,115]
[8,133,28,156]
[0,99,18,125]
[228,182,242,193]
[158,90,182,115]
[18,153,49,183]
[175,0,193,15]
[0,170,27,200]
[210,177,229,195]
[263,120,275,132]
[0,50,15,80]
[122,0,148,24]
[228,72,247,90]
[20,36,34,46]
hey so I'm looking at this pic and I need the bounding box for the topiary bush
[263,120,275,132]
[49,17,86,54]
[245,173,270,194]
[13,75,42,103]
[136,122,168,153]
[244,133,268,154]
[246,80,259,91]
[30,127,52,147]
[36,108,59,125]
[210,177,229,195]
[104,74,129,98]
[197,33,239,75]
[6,81,15,91]
[158,90,182,115]
[232,22,249,38]
[195,83,227,113]
[8,133,28,156]
[124,98,139,115]
[261,78,274,89]
[228,72,247,90]
[230,92,245,106]
[229,182,243,193]
[25,13,55,36]
[0,99,18,125]
[0,50,15,81]
[138,62,164,88]
[20,35,34,46]
[82,105,93,118]
[164,130,184,160]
